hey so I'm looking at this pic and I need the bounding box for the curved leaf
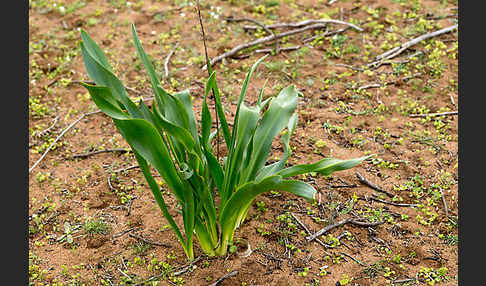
[218,175,316,251]
[81,42,141,118]
[82,84,129,120]
[276,155,372,178]
[80,29,113,72]
[243,85,299,182]
[113,118,186,202]
[206,72,231,148]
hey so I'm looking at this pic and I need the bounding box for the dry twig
[365,195,419,208]
[204,23,331,69]
[357,72,422,91]
[128,233,171,247]
[33,115,59,137]
[225,16,280,54]
[409,111,458,118]
[71,148,131,159]
[29,111,100,173]
[172,256,203,276]
[242,18,363,32]
[439,187,450,217]
[164,42,179,78]
[306,218,384,241]
[290,212,332,255]
[369,24,458,67]
[208,270,238,286]
[356,172,395,198]
[339,252,366,266]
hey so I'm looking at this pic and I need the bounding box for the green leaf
[131,24,168,107]
[276,156,372,178]
[203,147,224,191]
[255,113,298,181]
[132,150,189,257]
[201,76,213,149]
[80,29,113,72]
[80,42,141,118]
[218,175,315,251]
[174,90,200,145]
[221,103,260,206]
[257,78,269,106]
[113,118,186,202]
[152,106,197,153]
[229,55,268,152]
[206,72,231,149]
[82,84,129,120]
[243,85,299,182]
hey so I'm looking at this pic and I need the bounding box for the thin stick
[334,63,363,72]
[370,50,424,69]
[117,268,132,280]
[302,26,349,43]
[225,16,280,54]
[114,164,140,173]
[306,218,384,241]
[254,45,300,54]
[34,115,59,137]
[439,187,449,217]
[29,111,98,173]
[357,72,422,91]
[71,148,131,159]
[196,0,220,161]
[164,42,179,78]
[366,195,419,208]
[356,172,395,198]
[357,83,381,91]
[290,212,332,255]
[128,233,171,247]
[409,111,458,118]
[392,278,417,285]
[208,270,238,286]
[204,23,331,70]
[232,45,301,60]
[242,18,363,32]
[306,218,351,241]
[369,24,458,66]
[172,256,203,276]
[112,227,141,239]
[339,252,366,266]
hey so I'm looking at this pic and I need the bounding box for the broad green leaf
[255,113,298,181]
[113,118,186,202]
[81,42,142,118]
[276,156,372,178]
[206,72,231,149]
[174,90,200,145]
[132,150,188,254]
[195,216,216,256]
[229,55,268,152]
[219,175,315,246]
[131,24,167,107]
[80,29,113,72]
[201,76,213,149]
[221,103,260,205]
[82,84,129,120]
[243,85,299,182]
[152,106,197,153]
[203,147,224,191]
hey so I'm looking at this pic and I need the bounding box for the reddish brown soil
[29,0,458,285]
